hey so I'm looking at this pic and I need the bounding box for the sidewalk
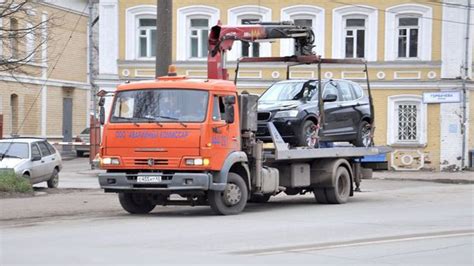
[372,170,474,184]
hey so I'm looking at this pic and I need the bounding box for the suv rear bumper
[99,172,226,192]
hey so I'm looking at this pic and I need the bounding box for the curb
[373,177,474,185]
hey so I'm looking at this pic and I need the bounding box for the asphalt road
[1,167,473,265]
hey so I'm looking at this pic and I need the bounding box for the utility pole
[156,0,172,77]
[88,0,99,168]
[461,0,471,169]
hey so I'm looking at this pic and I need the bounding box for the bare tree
[0,0,55,75]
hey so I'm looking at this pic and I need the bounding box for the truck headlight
[101,157,120,165]
[185,158,210,166]
[274,110,299,118]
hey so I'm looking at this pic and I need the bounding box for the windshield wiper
[2,154,21,159]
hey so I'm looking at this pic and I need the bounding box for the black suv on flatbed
[257,79,372,147]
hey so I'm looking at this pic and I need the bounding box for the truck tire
[313,188,328,204]
[208,172,248,215]
[314,167,351,204]
[326,167,351,204]
[118,193,155,214]
[248,193,271,203]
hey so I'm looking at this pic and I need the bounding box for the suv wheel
[354,121,372,147]
[298,120,317,147]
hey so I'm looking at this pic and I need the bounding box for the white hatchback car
[0,138,62,188]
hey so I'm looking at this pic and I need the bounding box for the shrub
[0,170,33,193]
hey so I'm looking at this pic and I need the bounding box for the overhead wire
[15,3,89,135]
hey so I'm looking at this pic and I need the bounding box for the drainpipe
[156,0,172,77]
[461,0,471,169]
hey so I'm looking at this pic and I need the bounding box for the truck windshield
[110,89,209,123]
[259,81,318,102]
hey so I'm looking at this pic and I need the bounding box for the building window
[25,22,35,61]
[241,18,260,57]
[344,18,365,58]
[125,5,156,60]
[387,95,427,146]
[280,5,324,57]
[384,4,432,61]
[189,18,209,58]
[10,94,18,135]
[397,17,419,58]
[137,18,156,58]
[332,5,377,61]
[227,5,272,60]
[10,18,18,58]
[177,6,219,61]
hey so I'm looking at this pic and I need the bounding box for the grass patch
[0,170,33,193]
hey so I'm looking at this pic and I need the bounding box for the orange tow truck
[97,22,389,215]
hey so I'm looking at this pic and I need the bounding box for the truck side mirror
[99,106,105,125]
[323,94,338,103]
[98,97,105,107]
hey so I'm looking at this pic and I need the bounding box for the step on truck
[96,21,390,215]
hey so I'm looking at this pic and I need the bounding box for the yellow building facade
[96,0,474,171]
[0,1,90,143]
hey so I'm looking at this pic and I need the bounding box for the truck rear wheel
[208,172,248,215]
[314,167,351,204]
[118,193,155,214]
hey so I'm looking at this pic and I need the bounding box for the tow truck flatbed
[267,122,392,161]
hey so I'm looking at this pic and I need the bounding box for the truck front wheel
[313,167,351,204]
[118,193,155,214]
[208,172,248,215]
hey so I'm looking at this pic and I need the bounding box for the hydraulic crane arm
[207,21,315,80]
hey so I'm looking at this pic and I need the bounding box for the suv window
[350,83,363,99]
[338,81,355,101]
[323,82,339,100]
[31,143,41,158]
[37,142,51,156]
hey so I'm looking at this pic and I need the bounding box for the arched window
[227,5,272,60]
[332,5,377,61]
[387,95,427,146]
[280,5,324,57]
[10,94,19,134]
[385,4,432,61]
[125,5,156,60]
[176,6,219,61]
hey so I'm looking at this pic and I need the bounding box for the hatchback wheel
[47,169,59,188]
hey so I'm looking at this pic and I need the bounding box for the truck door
[209,94,240,160]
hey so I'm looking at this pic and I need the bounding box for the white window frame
[177,5,219,61]
[239,16,262,58]
[333,5,377,61]
[343,15,367,58]
[387,95,427,146]
[280,5,324,57]
[187,17,210,59]
[396,15,420,59]
[136,17,156,59]
[125,5,156,60]
[227,5,272,61]
[385,4,432,61]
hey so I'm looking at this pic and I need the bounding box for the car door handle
[41,160,45,163]
[51,158,55,161]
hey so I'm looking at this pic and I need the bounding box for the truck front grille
[134,159,169,166]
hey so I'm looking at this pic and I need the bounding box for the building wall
[0,1,90,140]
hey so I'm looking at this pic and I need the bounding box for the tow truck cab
[98,75,248,195]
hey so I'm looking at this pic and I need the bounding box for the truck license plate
[137,176,162,183]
